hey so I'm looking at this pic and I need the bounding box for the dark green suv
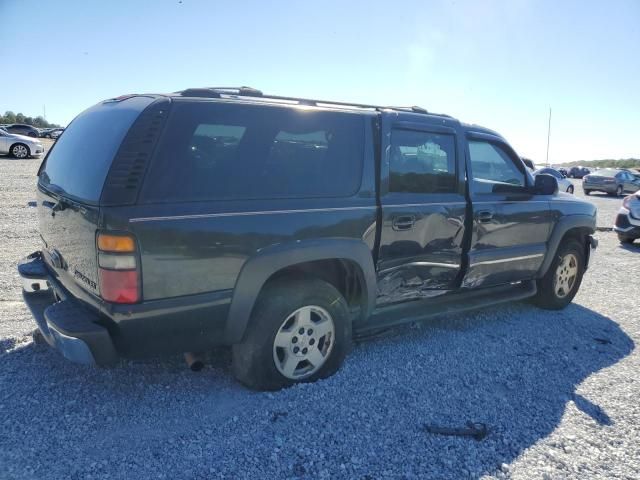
[19,87,597,390]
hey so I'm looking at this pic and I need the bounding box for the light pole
[545,107,552,166]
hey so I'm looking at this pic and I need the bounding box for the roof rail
[177,87,445,117]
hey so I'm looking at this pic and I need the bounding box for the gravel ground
[1,151,639,479]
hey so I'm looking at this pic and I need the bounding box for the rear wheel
[618,234,635,244]
[232,277,351,390]
[584,189,591,195]
[533,239,585,310]
[567,185,574,194]
[10,143,29,159]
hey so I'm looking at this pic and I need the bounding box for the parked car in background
[18,88,597,390]
[50,128,64,139]
[568,166,590,178]
[583,169,640,196]
[534,167,574,193]
[5,124,40,138]
[40,128,64,139]
[614,192,640,243]
[0,127,45,158]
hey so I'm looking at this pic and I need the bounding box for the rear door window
[39,96,154,203]
[140,101,365,202]
[389,129,457,193]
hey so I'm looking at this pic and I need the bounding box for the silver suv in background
[0,127,45,158]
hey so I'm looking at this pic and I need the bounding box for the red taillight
[99,269,139,304]
[96,232,140,304]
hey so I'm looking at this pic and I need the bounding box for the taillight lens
[99,269,139,304]
[96,232,140,304]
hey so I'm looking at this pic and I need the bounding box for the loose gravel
[1,151,639,479]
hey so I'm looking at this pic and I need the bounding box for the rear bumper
[583,183,617,193]
[19,253,118,365]
[18,252,233,364]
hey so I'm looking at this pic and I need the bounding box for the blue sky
[1,0,638,163]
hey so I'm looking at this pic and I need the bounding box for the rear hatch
[36,96,156,300]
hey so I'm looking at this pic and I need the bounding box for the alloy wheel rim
[554,253,578,298]
[272,305,335,380]
[13,145,27,158]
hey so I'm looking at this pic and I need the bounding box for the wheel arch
[537,215,596,278]
[225,239,377,343]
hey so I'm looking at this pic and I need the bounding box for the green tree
[4,111,16,123]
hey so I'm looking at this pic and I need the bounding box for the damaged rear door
[376,114,468,305]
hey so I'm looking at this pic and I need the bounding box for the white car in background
[0,127,45,159]
[534,167,574,193]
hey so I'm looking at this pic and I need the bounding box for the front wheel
[618,234,635,244]
[533,239,585,310]
[567,185,574,194]
[10,143,30,159]
[232,277,351,390]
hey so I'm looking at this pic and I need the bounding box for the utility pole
[545,107,552,166]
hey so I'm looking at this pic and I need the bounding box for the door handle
[392,215,416,231]
[476,210,494,223]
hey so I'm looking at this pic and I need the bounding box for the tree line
[0,111,61,128]
[555,158,640,169]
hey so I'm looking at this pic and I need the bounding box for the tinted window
[141,102,364,202]
[389,129,456,194]
[469,140,525,194]
[39,97,154,203]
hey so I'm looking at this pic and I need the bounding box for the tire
[618,234,635,244]
[584,190,591,195]
[533,239,585,310]
[232,276,352,390]
[616,185,623,197]
[10,143,30,159]
[567,185,574,194]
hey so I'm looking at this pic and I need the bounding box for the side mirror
[534,173,559,195]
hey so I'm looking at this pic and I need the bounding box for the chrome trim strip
[380,261,460,273]
[130,205,377,223]
[471,200,551,204]
[382,202,467,208]
[470,253,544,267]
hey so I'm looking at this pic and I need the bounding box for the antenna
[545,107,552,166]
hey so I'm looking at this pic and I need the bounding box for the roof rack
[177,86,446,117]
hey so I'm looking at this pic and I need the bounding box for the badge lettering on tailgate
[74,269,97,290]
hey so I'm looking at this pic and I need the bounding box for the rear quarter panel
[104,198,377,301]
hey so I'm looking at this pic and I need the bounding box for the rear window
[596,169,619,177]
[39,97,154,203]
[140,101,364,202]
